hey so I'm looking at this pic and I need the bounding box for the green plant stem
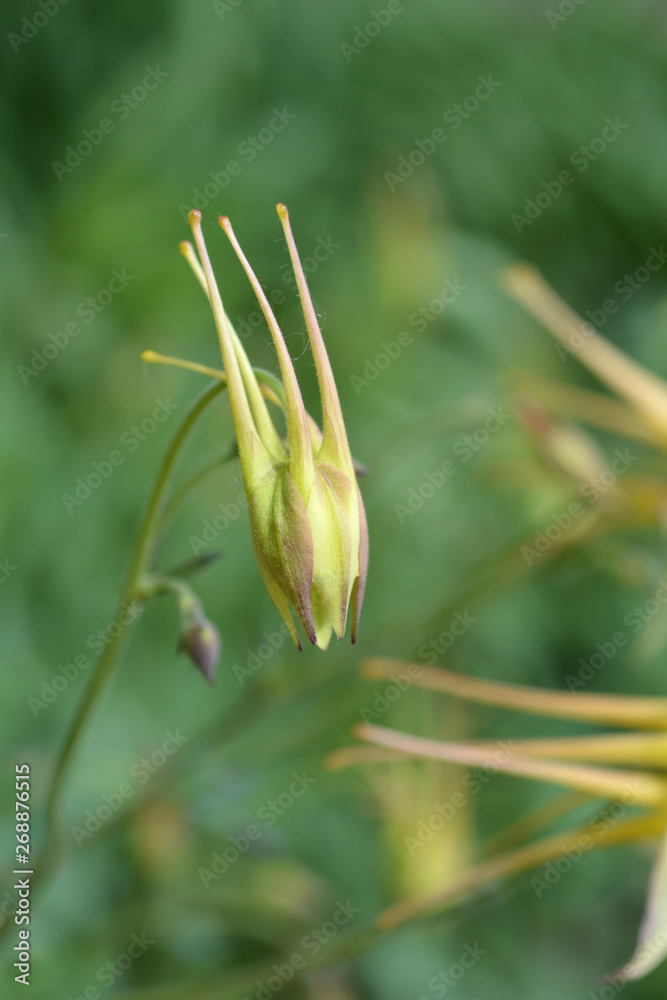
[46,381,227,829]
[42,610,134,853]
[123,381,228,591]
[160,443,239,529]
[0,381,227,946]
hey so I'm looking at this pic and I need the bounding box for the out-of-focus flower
[330,657,667,983]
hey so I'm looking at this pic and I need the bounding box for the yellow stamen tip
[218,215,231,232]
[188,209,202,229]
[276,203,288,220]
[141,350,158,363]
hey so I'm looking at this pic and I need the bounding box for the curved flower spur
[180,206,368,651]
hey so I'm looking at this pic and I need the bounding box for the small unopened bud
[139,572,221,684]
[178,611,221,685]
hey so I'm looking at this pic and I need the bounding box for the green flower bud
[178,611,221,685]
[186,206,368,650]
[140,573,221,684]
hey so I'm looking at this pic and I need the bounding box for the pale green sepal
[251,536,301,650]
[617,823,667,982]
[248,464,317,646]
[350,485,369,644]
[307,464,359,640]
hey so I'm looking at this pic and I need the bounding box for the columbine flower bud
[184,205,368,650]
[178,608,221,685]
[141,573,221,684]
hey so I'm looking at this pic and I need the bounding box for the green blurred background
[4,1,667,997]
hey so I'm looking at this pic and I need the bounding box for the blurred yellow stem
[378,812,665,930]
[503,265,667,444]
[141,350,284,408]
[326,745,408,770]
[362,659,667,729]
[354,724,667,806]
[480,790,590,857]
[509,371,661,445]
[465,732,667,769]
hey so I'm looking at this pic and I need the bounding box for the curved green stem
[0,380,228,946]
[160,443,239,529]
[47,381,227,823]
[122,380,228,594]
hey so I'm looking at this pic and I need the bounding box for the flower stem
[377,811,665,930]
[353,723,667,806]
[0,380,228,945]
[362,659,667,729]
[160,443,238,529]
[123,380,228,591]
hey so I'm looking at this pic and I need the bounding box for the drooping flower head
[183,206,368,650]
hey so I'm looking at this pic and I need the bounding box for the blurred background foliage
[3,0,667,997]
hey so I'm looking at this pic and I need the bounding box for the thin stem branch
[160,443,239,529]
[353,724,667,806]
[362,659,667,729]
[508,371,661,445]
[463,732,667,769]
[45,381,225,835]
[503,264,667,443]
[0,381,227,946]
[378,811,665,930]
[123,381,227,592]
